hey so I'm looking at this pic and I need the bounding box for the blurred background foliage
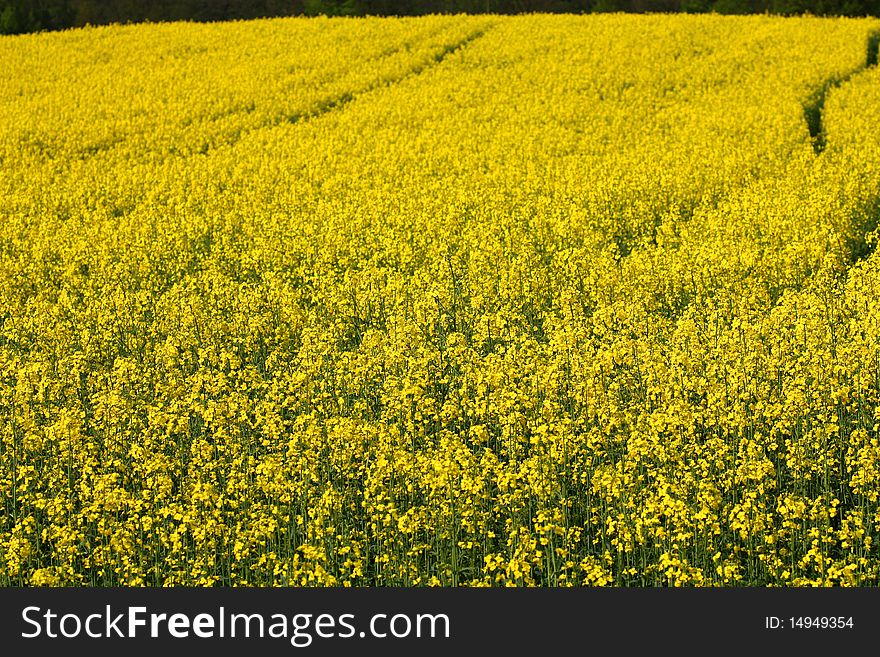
[1,0,879,35]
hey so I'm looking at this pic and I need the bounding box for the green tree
[302,0,363,15]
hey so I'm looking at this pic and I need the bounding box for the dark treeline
[1,0,879,34]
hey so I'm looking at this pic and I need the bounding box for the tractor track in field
[281,24,494,128]
[175,23,495,158]
[804,30,879,155]
[57,23,496,165]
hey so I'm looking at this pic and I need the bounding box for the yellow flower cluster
[1,13,880,586]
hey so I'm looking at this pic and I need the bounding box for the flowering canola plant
[1,14,880,586]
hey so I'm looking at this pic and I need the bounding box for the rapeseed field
[2,14,880,586]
